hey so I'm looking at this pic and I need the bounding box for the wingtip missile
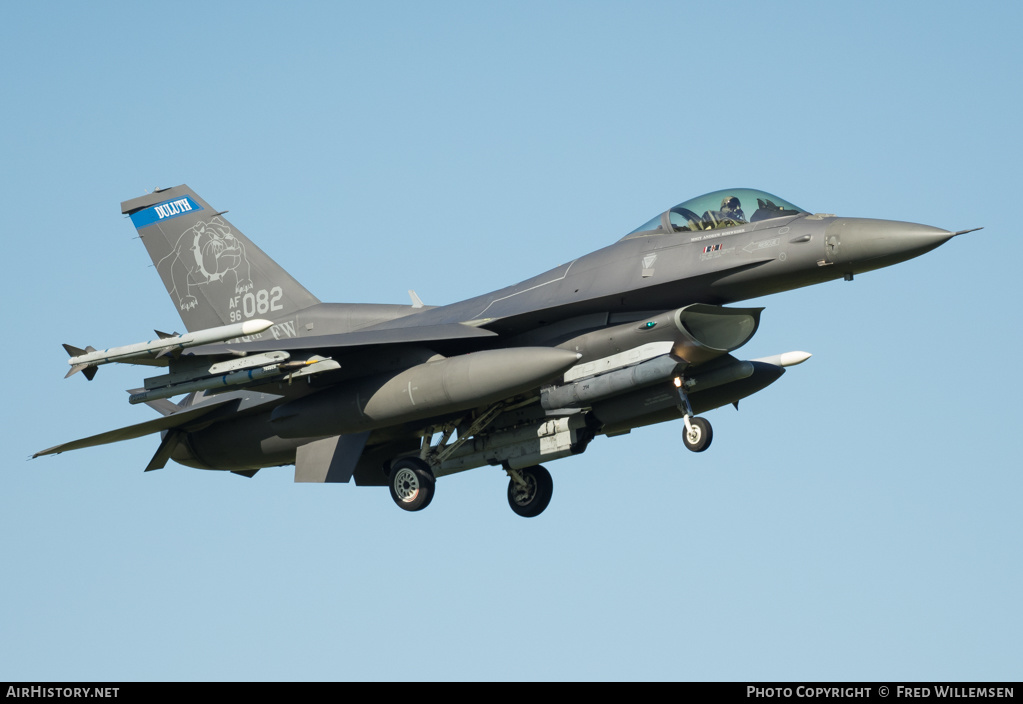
[64,320,275,374]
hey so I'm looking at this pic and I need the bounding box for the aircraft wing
[32,396,241,458]
[188,322,499,357]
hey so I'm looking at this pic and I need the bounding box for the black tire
[682,417,713,453]
[388,457,435,512]
[507,465,553,518]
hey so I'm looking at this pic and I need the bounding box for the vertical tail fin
[121,185,320,332]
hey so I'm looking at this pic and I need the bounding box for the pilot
[719,195,746,223]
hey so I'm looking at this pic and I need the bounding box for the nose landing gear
[675,375,713,453]
[682,416,713,452]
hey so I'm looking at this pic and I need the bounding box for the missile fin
[64,363,91,379]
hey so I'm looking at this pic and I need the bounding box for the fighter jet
[33,186,979,517]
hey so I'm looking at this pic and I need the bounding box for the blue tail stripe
[129,196,204,228]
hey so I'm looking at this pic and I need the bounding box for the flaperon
[34,186,980,516]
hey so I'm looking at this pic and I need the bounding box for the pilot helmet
[721,196,741,213]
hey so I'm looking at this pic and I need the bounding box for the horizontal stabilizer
[190,322,499,357]
[32,397,238,459]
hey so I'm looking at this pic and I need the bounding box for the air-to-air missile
[127,352,339,405]
[64,319,275,378]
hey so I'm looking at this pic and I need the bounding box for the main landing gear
[506,465,553,518]
[386,456,555,518]
[385,404,558,517]
[388,457,435,512]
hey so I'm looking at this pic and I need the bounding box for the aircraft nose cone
[824,218,954,270]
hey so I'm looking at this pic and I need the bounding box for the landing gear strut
[506,465,553,518]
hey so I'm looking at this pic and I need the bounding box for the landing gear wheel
[388,457,435,512]
[682,417,713,453]
[507,465,553,518]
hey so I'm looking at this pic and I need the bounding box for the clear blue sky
[2,0,1021,681]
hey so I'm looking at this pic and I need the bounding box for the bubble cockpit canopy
[624,189,806,238]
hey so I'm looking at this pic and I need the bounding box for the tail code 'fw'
[122,185,319,332]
